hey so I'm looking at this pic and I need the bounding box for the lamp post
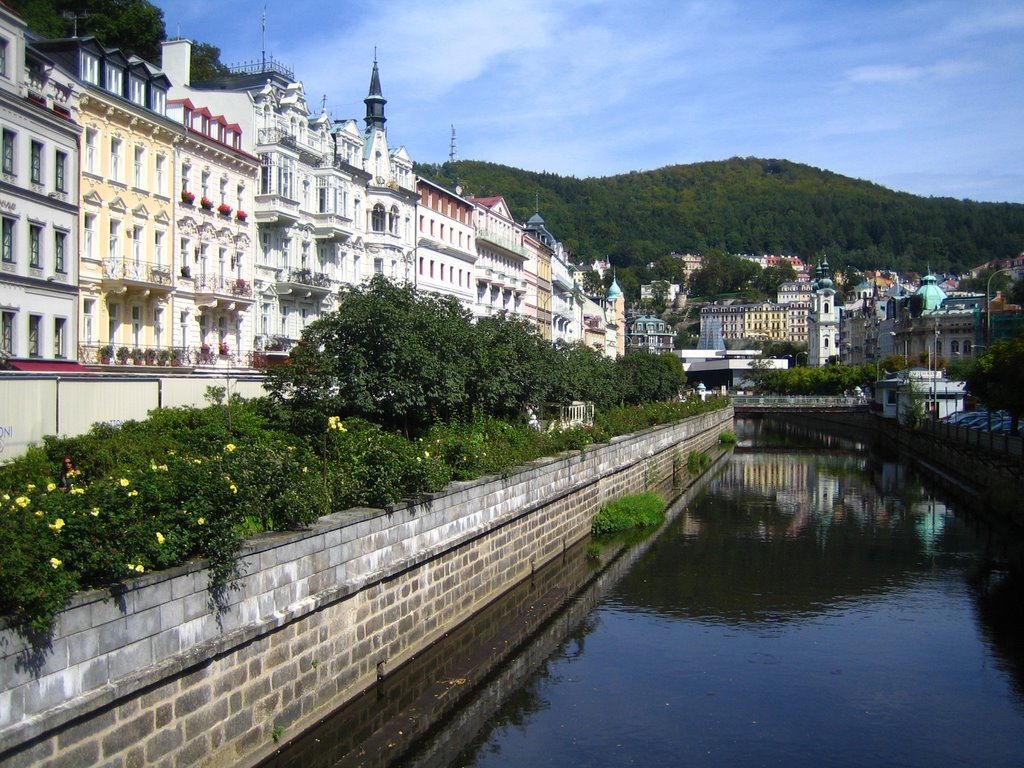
[986,267,1013,346]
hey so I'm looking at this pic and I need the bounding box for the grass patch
[687,450,712,474]
[719,430,738,445]
[591,492,667,536]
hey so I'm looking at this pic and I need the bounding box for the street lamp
[986,267,1013,345]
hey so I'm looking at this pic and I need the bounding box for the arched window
[823,302,830,314]
[371,204,386,232]
[950,340,960,355]
[963,341,972,355]
[388,205,399,234]
[824,337,829,349]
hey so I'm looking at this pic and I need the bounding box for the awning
[5,359,93,373]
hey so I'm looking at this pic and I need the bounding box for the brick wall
[0,407,732,768]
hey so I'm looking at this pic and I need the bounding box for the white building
[808,259,839,366]
[468,196,528,319]
[415,176,476,311]
[0,7,82,367]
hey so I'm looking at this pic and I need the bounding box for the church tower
[364,58,387,133]
[808,258,839,366]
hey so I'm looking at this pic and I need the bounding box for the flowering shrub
[0,396,730,638]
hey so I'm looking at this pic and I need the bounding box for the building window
[0,38,7,78]
[106,65,123,95]
[129,75,146,106]
[2,129,14,174]
[29,224,42,268]
[30,141,43,184]
[132,225,143,265]
[85,128,98,173]
[133,145,144,188]
[1,310,13,355]
[83,213,96,261]
[53,317,66,358]
[83,299,95,343]
[389,205,399,234]
[109,220,120,261]
[154,154,166,196]
[54,230,67,273]
[82,53,99,84]
[110,138,122,182]
[152,88,166,115]
[28,315,41,357]
[108,302,119,342]
[55,150,67,192]
[154,230,165,267]
[1,217,13,262]
[371,204,386,232]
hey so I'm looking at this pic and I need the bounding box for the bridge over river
[731,394,868,414]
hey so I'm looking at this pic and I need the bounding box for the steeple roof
[364,58,387,133]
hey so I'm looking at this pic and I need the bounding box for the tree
[616,352,682,404]
[266,276,475,437]
[190,42,230,81]
[966,333,1024,435]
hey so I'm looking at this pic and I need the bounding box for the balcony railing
[194,276,254,298]
[103,259,174,287]
[80,343,189,368]
[475,228,528,260]
[279,268,332,289]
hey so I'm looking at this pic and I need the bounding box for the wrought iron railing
[103,259,173,286]
[193,276,254,297]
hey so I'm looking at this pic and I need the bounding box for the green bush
[591,492,667,535]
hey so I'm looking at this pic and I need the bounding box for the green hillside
[415,157,1024,279]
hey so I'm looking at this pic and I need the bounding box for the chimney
[161,39,193,88]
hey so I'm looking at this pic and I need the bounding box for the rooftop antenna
[61,10,88,37]
[321,93,327,113]
[535,191,540,214]
[261,5,267,71]
[449,125,458,163]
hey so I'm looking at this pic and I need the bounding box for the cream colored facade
[29,35,185,367]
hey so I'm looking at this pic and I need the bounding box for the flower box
[181,190,195,205]
[200,197,214,210]
[236,210,248,222]
[217,203,233,216]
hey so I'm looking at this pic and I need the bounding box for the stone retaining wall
[0,408,733,768]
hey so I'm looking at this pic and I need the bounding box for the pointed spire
[364,55,387,132]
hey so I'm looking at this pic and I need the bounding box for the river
[259,418,1024,768]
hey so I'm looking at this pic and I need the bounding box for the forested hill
[414,158,1024,277]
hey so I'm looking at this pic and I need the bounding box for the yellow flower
[156,532,165,545]
[26,483,36,491]
[302,466,308,474]
[135,564,145,573]
[91,507,100,516]
[229,483,238,494]
[327,416,347,432]
[424,451,430,458]
[70,487,85,495]
[197,517,206,525]
[119,478,130,487]
[157,464,168,472]
[2,493,9,501]
[35,510,44,517]
[47,482,57,492]
[193,458,202,465]
[225,443,237,452]
[49,557,62,569]
[15,496,30,508]
[49,519,65,532]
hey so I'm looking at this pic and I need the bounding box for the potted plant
[200,343,213,363]
[170,348,182,366]
[157,349,171,366]
[144,348,157,365]
[200,196,214,210]
[131,347,144,365]
[218,341,230,356]
[98,344,114,364]
[116,346,130,365]
[236,210,248,222]
[180,264,192,278]
[217,203,232,216]
[181,190,195,205]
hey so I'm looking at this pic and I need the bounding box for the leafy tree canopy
[966,333,1024,434]
[416,158,1024,294]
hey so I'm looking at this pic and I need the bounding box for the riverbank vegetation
[1,278,730,637]
[591,492,668,536]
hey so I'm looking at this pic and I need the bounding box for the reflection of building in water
[725,453,810,494]
[912,499,951,556]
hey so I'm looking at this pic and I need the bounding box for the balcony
[276,268,333,298]
[475,227,527,260]
[101,259,174,296]
[254,193,301,226]
[311,211,354,241]
[80,343,189,368]
[193,275,255,310]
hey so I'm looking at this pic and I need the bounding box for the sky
[153,0,1024,204]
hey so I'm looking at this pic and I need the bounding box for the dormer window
[129,76,146,106]
[82,53,99,84]
[106,64,124,95]
[152,88,166,115]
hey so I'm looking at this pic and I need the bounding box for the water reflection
[260,421,1024,768]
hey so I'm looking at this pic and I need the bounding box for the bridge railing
[923,419,1023,460]
[732,395,864,409]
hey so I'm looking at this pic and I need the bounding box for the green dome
[607,277,623,301]
[915,273,947,311]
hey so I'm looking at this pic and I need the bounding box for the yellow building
[35,37,180,365]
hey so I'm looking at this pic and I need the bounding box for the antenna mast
[261,5,267,70]
[449,125,457,163]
